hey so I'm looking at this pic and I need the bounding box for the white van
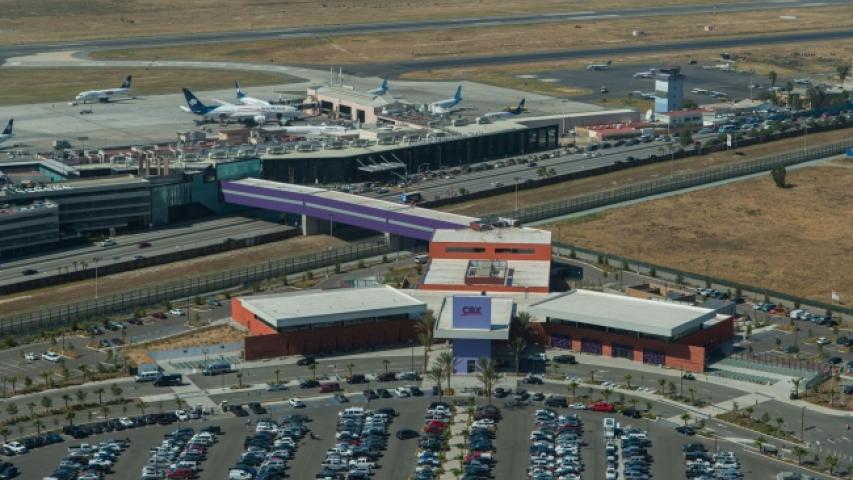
[338,407,366,418]
[135,370,161,383]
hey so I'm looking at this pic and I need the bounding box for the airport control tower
[654,66,684,114]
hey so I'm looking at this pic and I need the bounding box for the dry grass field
[91,6,853,67]
[0,0,749,45]
[440,128,853,216]
[542,161,853,304]
[0,68,293,106]
[0,235,345,317]
[124,324,246,365]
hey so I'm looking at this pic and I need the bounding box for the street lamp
[409,340,415,373]
[513,176,520,217]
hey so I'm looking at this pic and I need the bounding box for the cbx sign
[453,296,491,329]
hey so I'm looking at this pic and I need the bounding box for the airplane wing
[211,99,234,106]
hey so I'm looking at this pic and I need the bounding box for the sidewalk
[440,409,470,480]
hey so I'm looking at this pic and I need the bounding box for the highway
[0,216,287,286]
[0,0,850,60]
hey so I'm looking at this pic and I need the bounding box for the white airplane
[73,75,132,105]
[429,85,463,113]
[481,98,525,122]
[0,119,13,146]
[367,77,388,96]
[180,88,287,125]
[235,81,301,120]
[586,60,612,71]
[632,68,657,79]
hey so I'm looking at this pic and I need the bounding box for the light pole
[93,256,101,299]
[410,340,415,373]
[513,176,520,217]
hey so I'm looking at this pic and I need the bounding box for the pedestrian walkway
[440,409,470,480]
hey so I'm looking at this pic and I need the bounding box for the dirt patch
[124,324,246,366]
[440,128,853,216]
[0,235,345,317]
[0,0,749,45]
[0,68,295,106]
[541,163,853,304]
[91,7,853,67]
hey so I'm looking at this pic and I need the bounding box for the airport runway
[0,0,850,61]
[349,28,853,75]
[0,216,287,287]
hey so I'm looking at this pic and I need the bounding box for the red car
[588,401,615,412]
[424,424,445,434]
[166,467,194,479]
[150,311,167,320]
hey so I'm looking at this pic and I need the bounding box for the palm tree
[236,372,244,388]
[754,436,766,451]
[94,387,105,405]
[768,70,778,88]
[78,365,90,382]
[174,394,185,411]
[601,388,613,403]
[417,333,432,372]
[657,378,666,395]
[32,419,44,436]
[274,369,282,385]
[40,396,53,415]
[308,364,318,381]
[135,399,147,416]
[792,445,807,465]
[5,403,17,417]
[26,401,36,419]
[744,405,755,418]
[416,310,436,354]
[427,366,444,402]
[40,370,51,388]
[732,401,739,414]
[588,369,596,384]
[0,376,7,397]
[644,401,653,415]
[774,416,784,432]
[688,387,696,404]
[382,359,390,375]
[0,427,9,443]
[110,384,123,401]
[629,398,638,411]
[61,393,71,411]
[667,381,677,397]
[790,377,802,398]
[9,376,18,394]
[65,411,76,427]
[623,374,632,389]
[511,337,526,377]
[475,357,502,405]
[101,405,110,421]
[435,351,457,393]
[680,413,691,427]
[344,364,354,381]
[568,381,578,403]
[512,311,534,339]
[75,390,88,407]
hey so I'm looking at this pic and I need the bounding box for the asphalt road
[0,215,287,287]
[1,0,849,61]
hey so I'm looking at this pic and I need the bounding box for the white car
[169,308,185,316]
[570,403,587,410]
[118,417,135,428]
[24,352,37,361]
[288,398,305,408]
[394,387,411,398]
[229,468,253,480]
[175,410,190,421]
[816,337,831,345]
[3,440,27,454]
[41,351,62,362]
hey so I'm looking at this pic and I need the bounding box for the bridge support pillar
[384,232,402,251]
[302,215,326,236]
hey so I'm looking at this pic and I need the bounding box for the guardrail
[0,239,390,336]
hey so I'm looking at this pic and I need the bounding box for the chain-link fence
[486,138,853,223]
[0,239,390,336]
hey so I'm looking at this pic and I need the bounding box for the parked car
[41,351,62,363]
[169,309,185,316]
[588,402,614,413]
[296,357,316,366]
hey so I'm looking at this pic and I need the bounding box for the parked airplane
[0,119,13,146]
[235,81,301,120]
[586,60,612,71]
[429,85,463,113]
[180,88,286,125]
[480,98,526,122]
[367,77,389,96]
[72,75,132,105]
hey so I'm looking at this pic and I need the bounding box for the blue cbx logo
[461,306,482,316]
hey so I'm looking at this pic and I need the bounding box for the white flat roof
[529,289,717,339]
[422,259,550,289]
[240,285,426,329]
[434,296,514,340]
[431,227,551,245]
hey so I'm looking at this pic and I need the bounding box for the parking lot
[4,385,834,480]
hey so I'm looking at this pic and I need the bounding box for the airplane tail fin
[236,81,246,99]
[121,75,132,89]
[2,119,12,136]
[182,88,210,114]
[454,85,463,101]
[381,77,388,91]
[515,98,526,114]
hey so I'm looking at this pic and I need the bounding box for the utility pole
[93,256,101,299]
[801,405,805,441]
